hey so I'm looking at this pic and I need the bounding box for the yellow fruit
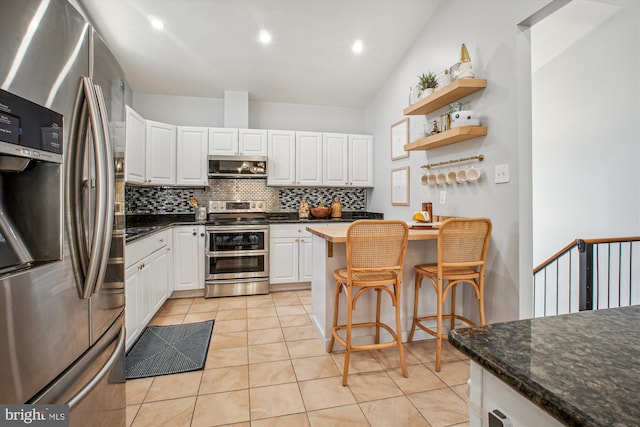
[412,211,429,222]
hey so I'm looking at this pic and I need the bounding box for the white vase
[420,88,434,98]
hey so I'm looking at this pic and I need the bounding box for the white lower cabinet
[269,224,318,284]
[173,225,205,291]
[125,229,172,351]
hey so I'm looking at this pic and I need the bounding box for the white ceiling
[79,0,441,108]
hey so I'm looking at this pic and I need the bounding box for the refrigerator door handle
[91,83,114,296]
[65,325,125,409]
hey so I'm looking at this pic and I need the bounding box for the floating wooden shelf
[404,126,487,151]
[403,79,487,116]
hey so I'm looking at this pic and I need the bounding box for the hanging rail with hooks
[421,154,484,170]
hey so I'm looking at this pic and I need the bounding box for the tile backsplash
[125,179,367,214]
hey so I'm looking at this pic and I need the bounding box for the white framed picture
[391,118,409,160]
[391,166,410,206]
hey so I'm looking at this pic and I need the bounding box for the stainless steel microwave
[208,155,267,178]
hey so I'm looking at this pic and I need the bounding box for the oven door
[206,251,268,280]
[207,226,268,253]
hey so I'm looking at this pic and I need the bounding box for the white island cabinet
[269,224,315,289]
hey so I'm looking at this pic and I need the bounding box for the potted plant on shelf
[418,72,438,98]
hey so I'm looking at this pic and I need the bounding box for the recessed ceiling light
[259,30,272,44]
[148,16,164,30]
[352,39,363,54]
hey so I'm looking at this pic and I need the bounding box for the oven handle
[206,250,269,257]
[206,225,269,232]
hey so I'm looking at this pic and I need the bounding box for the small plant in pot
[418,72,438,98]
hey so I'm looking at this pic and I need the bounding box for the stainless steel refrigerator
[0,1,128,425]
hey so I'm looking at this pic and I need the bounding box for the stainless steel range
[204,200,269,298]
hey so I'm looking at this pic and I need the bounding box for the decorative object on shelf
[437,69,451,88]
[451,109,480,128]
[449,102,463,114]
[298,196,310,219]
[439,112,450,132]
[417,72,438,98]
[391,118,409,160]
[449,62,460,81]
[310,205,331,219]
[458,43,476,79]
[422,202,433,223]
[409,85,421,105]
[391,166,410,206]
[430,120,440,135]
[330,197,342,219]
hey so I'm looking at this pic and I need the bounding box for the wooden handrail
[533,240,578,274]
[533,236,640,274]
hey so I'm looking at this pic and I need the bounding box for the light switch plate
[495,164,509,184]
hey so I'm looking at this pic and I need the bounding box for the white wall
[132,93,366,133]
[532,1,640,266]
[365,0,550,323]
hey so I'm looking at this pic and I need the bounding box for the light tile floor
[126,290,471,427]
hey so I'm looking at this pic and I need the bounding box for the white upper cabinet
[176,126,208,186]
[145,120,176,185]
[125,106,146,184]
[208,127,239,155]
[296,132,323,186]
[323,133,349,187]
[322,133,373,187]
[348,134,373,187]
[238,129,268,156]
[267,130,296,185]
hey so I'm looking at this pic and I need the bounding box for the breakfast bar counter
[306,223,440,348]
[449,305,640,427]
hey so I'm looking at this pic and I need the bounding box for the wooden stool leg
[328,280,342,352]
[342,285,353,386]
[375,288,382,344]
[478,278,486,325]
[435,277,444,372]
[450,284,457,331]
[395,282,408,378]
[408,272,421,342]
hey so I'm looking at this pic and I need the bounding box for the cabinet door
[296,131,323,186]
[173,226,205,291]
[125,264,141,351]
[269,237,299,284]
[149,246,171,314]
[349,134,373,187]
[176,126,208,186]
[299,236,314,282]
[139,261,154,327]
[239,129,268,156]
[323,133,349,186]
[267,130,296,186]
[124,106,146,184]
[208,128,239,155]
[146,120,176,185]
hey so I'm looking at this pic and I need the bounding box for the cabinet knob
[192,231,197,236]
[159,238,164,243]
[200,233,205,237]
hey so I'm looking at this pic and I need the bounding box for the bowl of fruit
[310,205,331,219]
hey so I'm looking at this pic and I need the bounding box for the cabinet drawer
[126,228,170,268]
[270,223,325,238]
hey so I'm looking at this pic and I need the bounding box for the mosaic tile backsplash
[125,179,367,214]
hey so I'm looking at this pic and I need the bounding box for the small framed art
[391,166,410,206]
[391,118,409,160]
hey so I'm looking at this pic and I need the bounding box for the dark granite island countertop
[449,305,640,426]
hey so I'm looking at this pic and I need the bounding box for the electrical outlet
[495,164,510,184]
[440,190,446,204]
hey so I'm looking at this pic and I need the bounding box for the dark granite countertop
[449,305,640,427]
[125,211,383,242]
